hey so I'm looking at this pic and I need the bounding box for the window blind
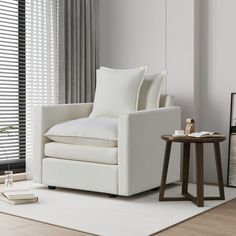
[25,0,59,176]
[0,0,59,175]
[0,0,26,173]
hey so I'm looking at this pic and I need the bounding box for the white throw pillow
[45,117,118,147]
[138,71,167,110]
[89,66,147,117]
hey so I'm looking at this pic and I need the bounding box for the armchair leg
[48,186,56,190]
[108,194,117,198]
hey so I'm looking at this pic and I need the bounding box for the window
[25,0,59,177]
[0,0,26,174]
[0,0,59,176]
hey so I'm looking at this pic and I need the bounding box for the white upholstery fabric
[159,95,175,107]
[90,66,147,117]
[44,136,116,147]
[42,158,118,194]
[34,98,181,196]
[45,142,118,165]
[45,117,118,147]
[33,103,93,183]
[118,106,181,196]
[138,71,167,110]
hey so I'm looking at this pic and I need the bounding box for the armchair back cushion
[138,71,167,110]
[89,66,147,117]
[45,117,118,147]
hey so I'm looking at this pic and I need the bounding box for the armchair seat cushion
[45,117,118,147]
[45,142,118,165]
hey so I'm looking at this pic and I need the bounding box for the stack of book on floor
[0,189,38,205]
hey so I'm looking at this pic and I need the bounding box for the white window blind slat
[25,0,58,176]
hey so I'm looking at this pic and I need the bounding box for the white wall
[99,0,196,180]
[166,0,196,182]
[166,0,196,126]
[99,0,166,72]
[198,0,236,183]
[100,0,195,123]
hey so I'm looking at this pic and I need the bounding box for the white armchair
[33,95,181,196]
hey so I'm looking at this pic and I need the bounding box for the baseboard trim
[0,172,27,184]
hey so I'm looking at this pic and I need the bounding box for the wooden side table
[159,135,226,207]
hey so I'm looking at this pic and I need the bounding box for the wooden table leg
[214,142,225,200]
[182,143,190,195]
[159,141,172,201]
[195,143,204,207]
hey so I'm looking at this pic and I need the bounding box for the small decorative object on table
[173,130,186,137]
[185,118,195,135]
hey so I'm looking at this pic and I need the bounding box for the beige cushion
[89,66,147,117]
[138,71,167,110]
[45,117,118,147]
[45,142,118,165]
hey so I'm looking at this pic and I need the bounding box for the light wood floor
[1,198,236,236]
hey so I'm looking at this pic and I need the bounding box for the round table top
[161,135,226,143]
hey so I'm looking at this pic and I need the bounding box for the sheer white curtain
[26,0,59,177]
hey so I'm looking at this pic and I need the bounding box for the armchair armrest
[118,106,181,196]
[33,103,93,182]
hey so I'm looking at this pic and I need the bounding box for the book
[0,192,38,205]
[188,131,223,138]
[3,189,36,200]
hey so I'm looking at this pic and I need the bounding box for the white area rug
[0,181,236,236]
